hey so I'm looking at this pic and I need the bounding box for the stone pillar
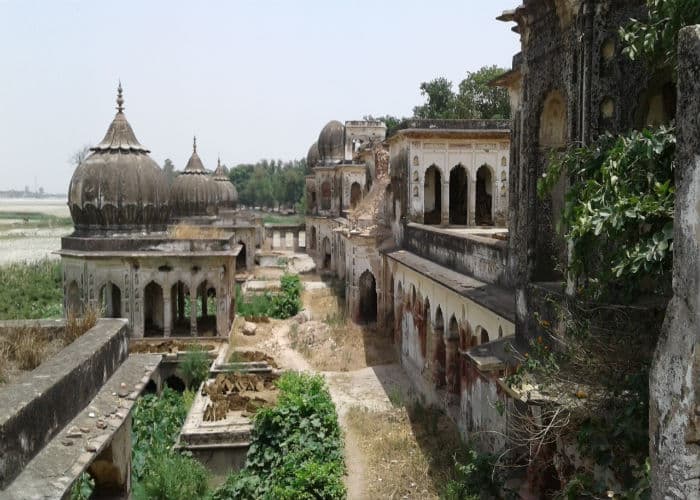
[189,286,198,337]
[163,285,172,338]
[441,180,450,225]
[432,330,445,387]
[468,178,477,226]
[649,26,700,497]
[445,337,459,394]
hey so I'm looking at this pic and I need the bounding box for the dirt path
[258,315,409,499]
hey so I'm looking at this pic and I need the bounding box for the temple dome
[306,141,320,169]
[170,138,220,218]
[68,84,170,233]
[213,158,238,209]
[317,120,345,164]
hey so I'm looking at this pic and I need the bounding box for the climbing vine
[538,126,676,301]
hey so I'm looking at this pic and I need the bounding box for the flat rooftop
[385,249,515,322]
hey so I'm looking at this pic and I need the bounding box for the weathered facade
[61,86,246,338]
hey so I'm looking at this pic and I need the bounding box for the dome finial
[193,135,197,153]
[217,156,221,168]
[116,80,124,113]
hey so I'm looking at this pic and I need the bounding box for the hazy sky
[0,1,520,194]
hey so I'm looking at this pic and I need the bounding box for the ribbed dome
[213,158,238,209]
[317,120,345,164]
[68,84,170,233]
[170,138,219,217]
[306,141,320,169]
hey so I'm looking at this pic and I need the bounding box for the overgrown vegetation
[0,259,63,319]
[538,127,676,301]
[0,307,97,384]
[180,346,211,390]
[212,373,345,500]
[237,274,302,320]
[620,0,700,72]
[0,211,72,229]
[228,159,308,210]
[131,387,206,500]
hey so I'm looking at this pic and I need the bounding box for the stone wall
[649,25,700,497]
[0,318,129,488]
[404,224,509,287]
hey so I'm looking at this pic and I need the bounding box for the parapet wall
[0,318,129,488]
[404,224,509,287]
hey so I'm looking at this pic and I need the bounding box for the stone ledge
[2,353,161,499]
[0,318,129,489]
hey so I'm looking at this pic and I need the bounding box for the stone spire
[116,81,124,113]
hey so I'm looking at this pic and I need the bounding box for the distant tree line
[228,159,308,211]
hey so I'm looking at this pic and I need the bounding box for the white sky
[0,0,520,193]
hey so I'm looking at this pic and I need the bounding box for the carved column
[468,178,477,226]
[441,180,450,225]
[189,285,197,337]
[163,285,172,338]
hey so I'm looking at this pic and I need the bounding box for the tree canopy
[229,159,307,211]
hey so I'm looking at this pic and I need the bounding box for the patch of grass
[236,274,302,320]
[64,306,99,344]
[262,214,303,225]
[180,346,211,390]
[0,259,63,320]
[0,211,72,228]
[346,403,471,500]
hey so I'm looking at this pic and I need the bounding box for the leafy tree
[229,159,306,210]
[363,114,405,137]
[413,77,457,119]
[621,0,700,72]
[455,65,510,119]
[162,158,176,186]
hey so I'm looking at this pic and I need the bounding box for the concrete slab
[3,354,161,500]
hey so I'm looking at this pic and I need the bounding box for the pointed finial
[116,80,124,113]
[217,156,221,168]
[193,136,197,153]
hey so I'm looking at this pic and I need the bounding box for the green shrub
[442,448,500,500]
[180,347,210,390]
[212,372,346,500]
[141,451,208,500]
[131,388,207,500]
[237,274,302,320]
[0,259,62,319]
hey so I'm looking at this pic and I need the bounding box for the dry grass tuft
[346,404,466,499]
[170,224,227,240]
[0,326,48,371]
[64,306,99,344]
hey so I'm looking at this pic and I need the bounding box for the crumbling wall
[649,25,700,497]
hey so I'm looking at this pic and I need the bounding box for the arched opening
[478,326,490,344]
[144,379,158,394]
[321,181,331,210]
[66,281,81,315]
[423,165,442,225]
[433,307,445,388]
[309,226,317,250]
[449,165,468,225]
[308,188,317,213]
[171,281,189,336]
[387,275,395,337]
[350,182,362,209]
[164,375,185,392]
[358,270,377,324]
[236,241,247,271]
[196,281,217,336]
[539,90,568,236]
[144,281,164,337]
[99,282,121,318]
[322,237,331,270]
[498,326,503,339]
[475,165,494,225]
